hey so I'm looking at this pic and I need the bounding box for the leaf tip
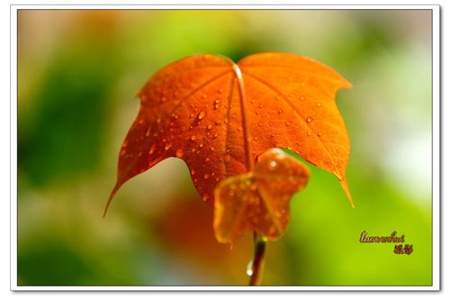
[340,78,352,90]
[339,178,355,208]
[103,183,121,218]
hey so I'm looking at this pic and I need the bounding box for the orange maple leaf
[214,148,310,243]
[105,52,352,217]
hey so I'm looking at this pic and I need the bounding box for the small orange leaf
[214,148,309,244]
[105,52,352,216]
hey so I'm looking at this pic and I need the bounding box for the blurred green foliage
[19,53,118,186]
[18,10,432,286]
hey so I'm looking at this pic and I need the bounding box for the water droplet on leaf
[213,99,220,110]
[176,149,184,158]
[269,160,278,170]
[148,144,156,155]
[197,111,206,120]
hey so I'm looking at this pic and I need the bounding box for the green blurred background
[17,9,432,286]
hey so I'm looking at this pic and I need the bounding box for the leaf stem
[248,233,267,286]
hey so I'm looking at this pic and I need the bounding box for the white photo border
[10,3,441,291]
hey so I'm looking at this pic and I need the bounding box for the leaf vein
[223,76,235,176]
[243,71,339,175]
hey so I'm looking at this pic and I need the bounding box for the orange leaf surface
[105,52,352,216]
[214,148,309,243]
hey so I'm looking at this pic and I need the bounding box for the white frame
[10,3,441,291]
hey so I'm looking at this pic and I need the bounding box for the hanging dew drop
[246,260,254,277]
